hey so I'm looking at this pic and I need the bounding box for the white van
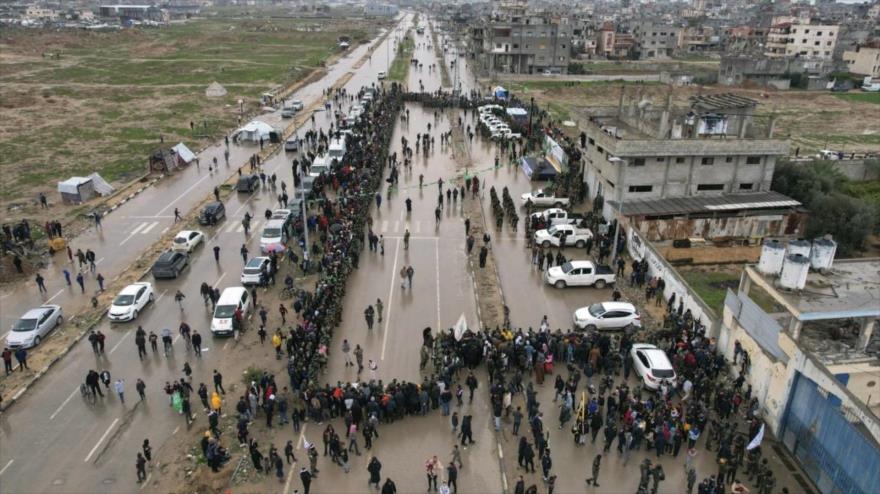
[259,219,288,252]
[328,137,347,161]
[309,154,332,177]
[211,287,251,336]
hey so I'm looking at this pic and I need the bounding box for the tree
[805,193,877,256]
[771,160,845,205]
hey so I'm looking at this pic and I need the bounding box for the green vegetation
[681,268,780,315]
[772,160,880,255]
[833,92,880,105]
[388,29,414,83]
[0,16,376,210]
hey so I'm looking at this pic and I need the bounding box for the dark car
[236,175,260,193]
[151,251,188,279]
[199,201,226,226]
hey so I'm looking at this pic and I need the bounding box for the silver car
[6,305,63,348]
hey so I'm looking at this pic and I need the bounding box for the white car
[521,189,570,208]
[290,99,304,111]
[108,282,154,322]
[573,301,641,331]
[544,261,616,289]
[172,230,205,253]
[241,256,272,285]
[271,209,292,224]
[6,305,63,349]
[630,343,677,390]
[378,71,387,80]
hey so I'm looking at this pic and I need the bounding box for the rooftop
[748,258,880,322]
[610,191,801,217]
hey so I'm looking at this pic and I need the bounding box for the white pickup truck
[530,208,587,227]
[544,260,616,289]
[521,189,570,208]
[534,224,593,248]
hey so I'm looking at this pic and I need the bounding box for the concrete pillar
[618,86,626,116]
[858,319,876,352]
[789,318,803,341]
[741,271,753,296]
[767,116,777,139]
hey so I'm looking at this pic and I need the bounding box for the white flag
[746,424,764,451]
[453,313,468,341]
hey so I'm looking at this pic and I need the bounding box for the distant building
[24,5,58,20]
[719,256,880,494]
[719,55,833,89]
[364,2,398,17]
[765,22,839,60]
[580,90,789,220]
[595,22,634,60]
[99,5,168,23]
[632,22,680,60]
[843,42,880,78]
[471,4,571,75]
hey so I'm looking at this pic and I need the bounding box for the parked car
[281,108,297,118]
[377,71,387,80]
[573,301,641,331]
[211,287,251,336]
[259,219,288,253]
[241,256,273,285]
[530,208,586,227]
[151,250,189,279]
[199,202,226,226]
[108,282,154,322]
[521,189,570,208]
[172,230,205,253]
[284,137,300,152]
[236,175,260,193]
[533,224,593,248]
[630,343,677,390]
[544,261,616,288]
[6,305,63,349]
[289,99,304,111]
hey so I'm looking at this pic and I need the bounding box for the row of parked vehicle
[477,104,521,140]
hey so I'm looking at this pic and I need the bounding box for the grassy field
[0,15,375,217]
[679,266,781,315]
[833,91,880,105]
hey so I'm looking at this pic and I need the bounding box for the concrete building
[719,55,834,89]
[99,5,168,23]
[471,11,572,74]
[24,5,58,20]
[632,22,680,60]
[595,22,634,60]
[581,90,790,220]
[843,42,880,78]
[765,22,839,60]
[364,2,398,17]
[718,257,880,494]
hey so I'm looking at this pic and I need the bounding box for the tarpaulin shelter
[205,81,227,98]
[88,172,115,196]
[57,176,95,204]
[520,156,559,181]
[233,120,280,144]
[171,142,196,165]
[493,86,509,100]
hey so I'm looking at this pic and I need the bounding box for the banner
[453,313,468,341]
[746,424,765,450]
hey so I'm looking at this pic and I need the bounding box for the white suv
[572,301,640,331]
[630,343,677,390]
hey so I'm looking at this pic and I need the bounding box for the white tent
[57,176,95,204]
[234,120,276,143]
[205,81,227,98]
[172,142,197,164]
[87,172,115,196]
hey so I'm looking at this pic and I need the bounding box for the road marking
[156,289,168,302]
[50,386,80,420]
[415,220,421,233]
[154,173,211,216]
[224,223,237,234]
[45,289,64,303]
[381,220,388,232]
[109,331,131,355]
[213,272,226,288]
[130,222,149,235]
[140,222,160,234]
[84,418,119,463]
[161,227,170,234]
[95,257,105,265]
[235,224,244,233]
[0,459,13,476]
[139,472,152,491]
[435,238,441,329]
[380,238,401,361]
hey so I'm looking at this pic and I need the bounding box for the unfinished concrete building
[580,89,790,220]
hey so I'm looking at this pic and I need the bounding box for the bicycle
[81,382,96,405]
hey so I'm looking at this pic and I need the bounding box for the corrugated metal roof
[690,93,758,111]
[611,191,801,216]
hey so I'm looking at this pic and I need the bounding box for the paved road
[0,16,411,493]
[0,18,399,336]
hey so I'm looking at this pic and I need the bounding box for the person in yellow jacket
[272,330,283,359]
[211,391,222,414]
